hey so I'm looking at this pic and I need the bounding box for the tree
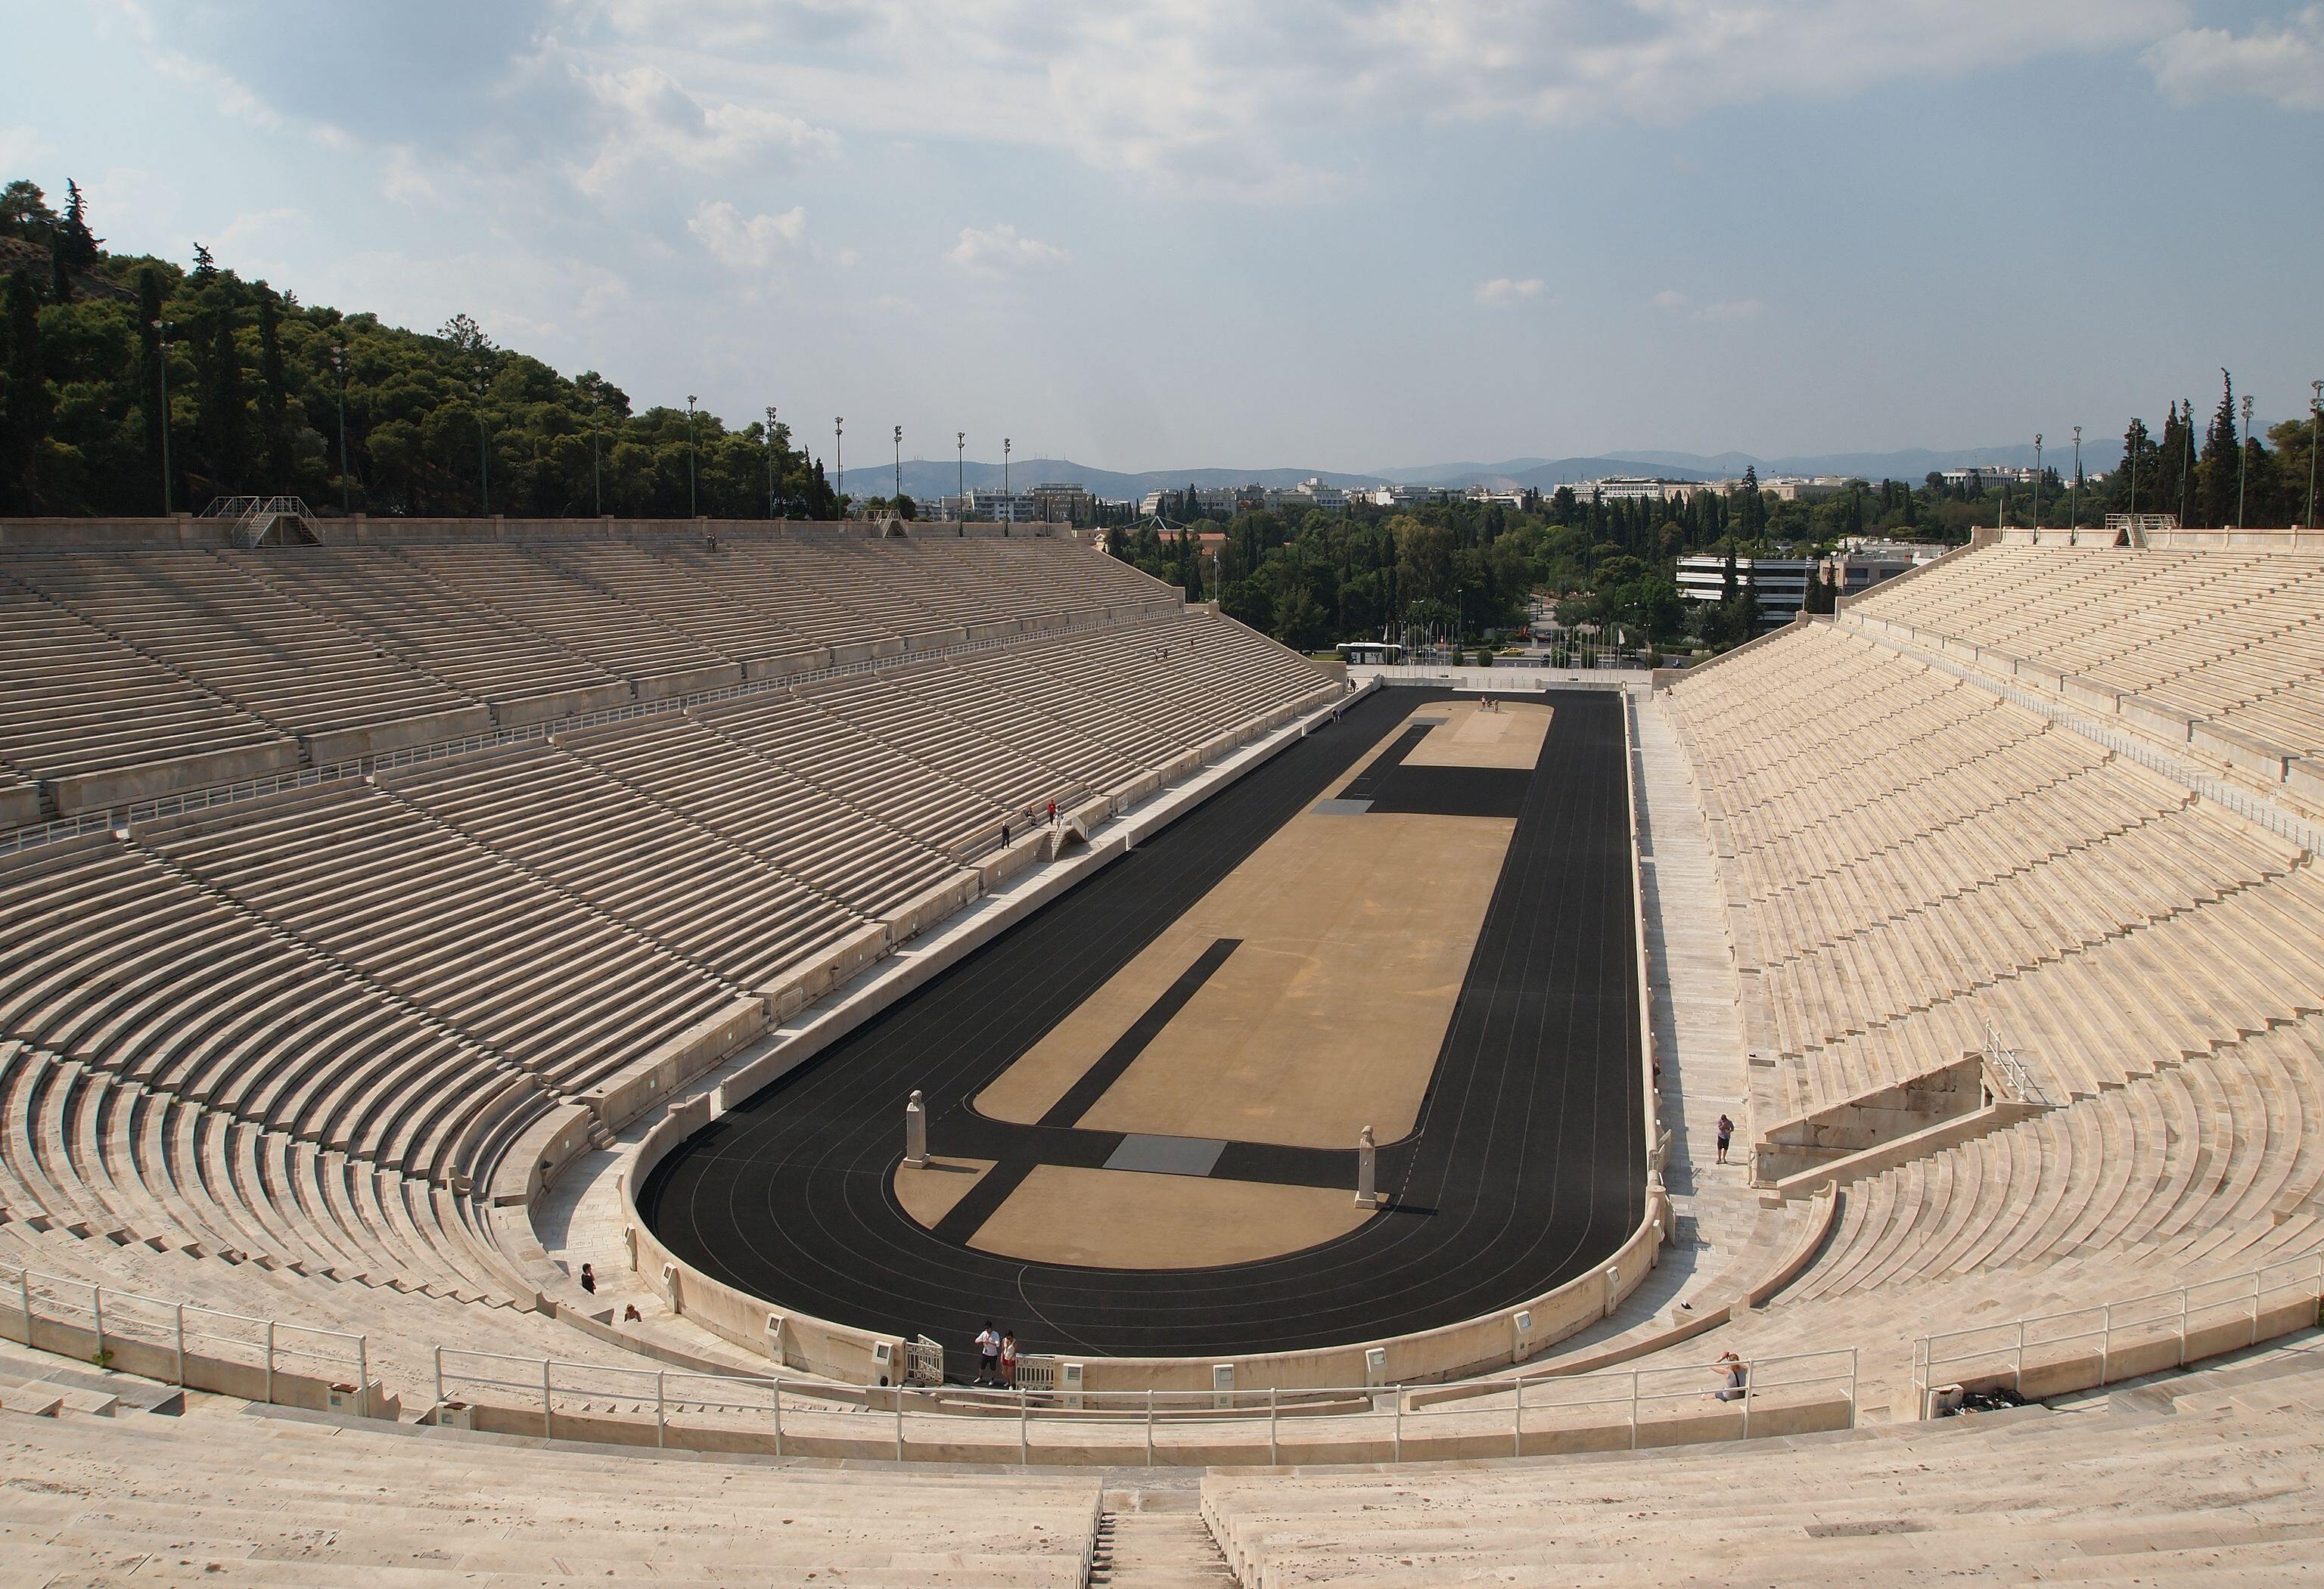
[57,179,100,270]
[256,287,294,484]
[137,267,168,512]
[2197,371,2240,528]
[195,301,247,498]
[0,269,53,509]
[0,180,55,240]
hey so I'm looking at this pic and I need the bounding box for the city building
[1675,553,1817,631]
[1761,476,1854,502]
[1938,465,2039,490]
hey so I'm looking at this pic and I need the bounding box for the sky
[3,1,2319,473]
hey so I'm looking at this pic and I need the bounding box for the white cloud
[946,223,1070,276]
[0,125,52,172]
[688,200,807,272]
[575,64,837,195]
[545,0,2191,202]
[2145,7,2324,110]
[1652,290,1764,321]
[1474,277,1549,307]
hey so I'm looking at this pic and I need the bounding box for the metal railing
[431,1343,1857,1466]
[2,1258,369,1401]
[1911,1253,2324,1418]
[1982,1022,2049,1108]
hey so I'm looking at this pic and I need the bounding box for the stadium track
[638,685,1646,1370]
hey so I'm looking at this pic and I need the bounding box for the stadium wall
[0,514,1077,550]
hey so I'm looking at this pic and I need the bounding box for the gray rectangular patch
[1311,798,1373,815]
[1105,1134,1229,1177]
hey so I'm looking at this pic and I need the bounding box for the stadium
[2,505,2322,1583]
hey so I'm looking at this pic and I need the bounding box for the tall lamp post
[893,424,903,509]
[765,405,780,519]
[591,403,604,517]
[328,343,351,514]
[2069,426,2082,537]
[2307,381,2322,530]
[2237,394,2254,529]
[686,394,699,517]
[956,431,965,516]
[2031,433,2043,532]
[151,318,175,515]
[1003,437,1011,499]
[834,417,844,513]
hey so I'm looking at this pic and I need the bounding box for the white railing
[1982,1022,2048,1108]
[1911,1253,2324,1418]
[432,1343,1856,1466]
[1,1258,370,1401]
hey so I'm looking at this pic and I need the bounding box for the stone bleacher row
[0,584,1339,1393]
[1845,544,2324,799]
[0,1398,1103,1588]
[0,533,1182,826]
[1202,1345,2324,1587]
[1667,622,2319,1122]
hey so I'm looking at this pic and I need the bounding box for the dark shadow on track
[638,687,1645,1370]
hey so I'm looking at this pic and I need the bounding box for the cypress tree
[57,180,101,270]
[196,303,247,498]
[2197,371,2239,528]
[255,287,294,485]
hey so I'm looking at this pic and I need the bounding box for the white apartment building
[1938,466,2039,489]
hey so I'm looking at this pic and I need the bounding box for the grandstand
[4,518,2324,1584]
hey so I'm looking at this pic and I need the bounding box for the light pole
[2308,381,2322,529]
[893,424,902,509]
[2070,426,2081,535]
[151,318,174,515]
[2237,394,2254,529]
[2031,433,2043,532]
[834,417,844,513]
[327,343,351,514]
[956,431,965,515]
[591,404,604,517]
[2128,421,2138,523]
[685,395,699,517]
[1003,437,1011,500]
[765,405,780,519]
[2179,399,2195,526]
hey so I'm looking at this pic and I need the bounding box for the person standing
[975,1321,1000,1386]
[999,1330,1019,1391]
[1715,1113,1735,1165]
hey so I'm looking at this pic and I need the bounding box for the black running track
[638,687,1645,1370]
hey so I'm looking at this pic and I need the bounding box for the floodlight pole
[957,432,965,514]
[2031,434,2042,532]
[1004,438,1011,500]
[894,424,903,507]
[2237,395,2254,529]
[592,408,604,517]
[834,417,845,513]
[776,406,794,517]
[328,343,350,514]
[152,319,174,516]
[2308,382,2322,530]
[2070,426,2081,536]
[686,395,699,517]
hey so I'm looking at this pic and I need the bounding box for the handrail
[1981,1021,2048,1108]
[430,1341,1859,1464]
[1,1258,371,1401]
[1910,1252,2324,1417]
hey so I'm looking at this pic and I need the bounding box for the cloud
[2144,7,2324,110]
[0,125,53,172]
[947,223,1070,276]
[574,64,837,195]
[1474,277,1549,307]
[688,200,807,271]
[1652,290,1765,321]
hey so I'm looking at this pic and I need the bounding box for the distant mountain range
[859,442,2124,504]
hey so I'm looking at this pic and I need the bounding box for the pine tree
[2196,371,2240,528]
[57,180,101,270]
[190,243,217,281]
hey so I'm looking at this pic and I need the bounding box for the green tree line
[0,178,840,517]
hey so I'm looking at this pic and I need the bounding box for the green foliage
[0,178,838,517]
